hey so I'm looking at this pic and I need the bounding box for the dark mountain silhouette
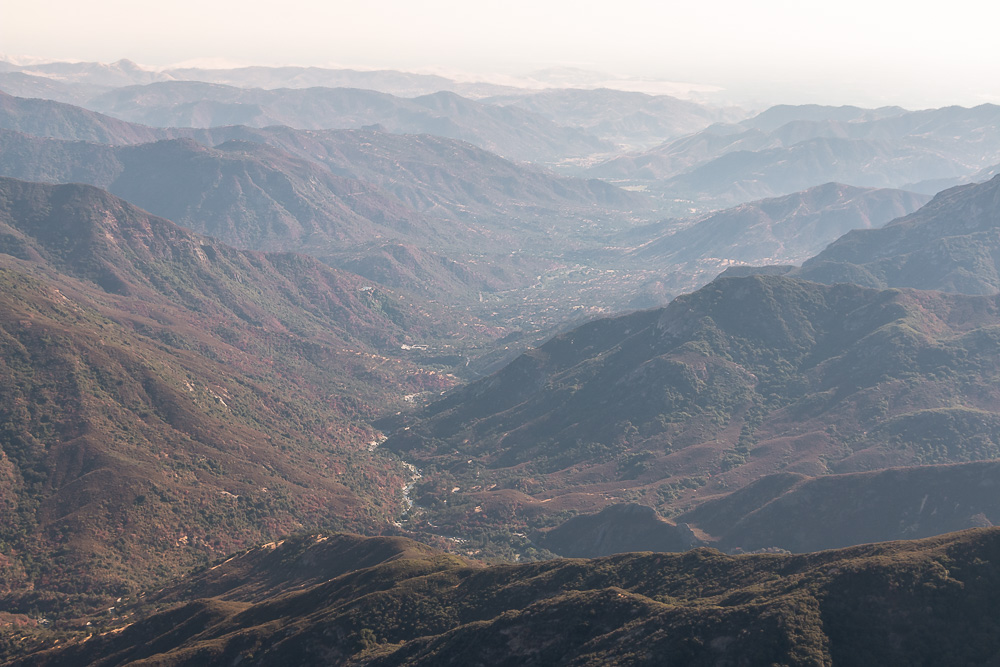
[15,529,1000,666]
[534,503,705,557]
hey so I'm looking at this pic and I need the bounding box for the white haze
[3,0,1000,108]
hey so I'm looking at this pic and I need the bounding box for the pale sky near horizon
[4,0,1000,107]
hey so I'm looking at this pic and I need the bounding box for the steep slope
[387,275,1000,550]
[146,533,444,606]
[534,503,704,557]
[542,458,1000,557]
[795,174,1000,294]
[0,94,642,222]
[0,114,648,310]
[680,460,1000,553]
[0,130,431,252]
[14,529,1000,666]
[332,243,519,298]
[196,125,642,220]
[0,90,170,145]
[0,177,435,349]
[0,178,462,613]
[626,182,929,290]
[84,82,612,163]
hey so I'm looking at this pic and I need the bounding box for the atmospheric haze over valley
[4,2,1000,665]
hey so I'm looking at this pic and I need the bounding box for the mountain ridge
[589,104,1000,208]
[13,528,1000,665]
[385,274,1000,557]
[81,81,613,163]
[622,182,930,293]
[794,174,1000,294]
[0,177,470,613]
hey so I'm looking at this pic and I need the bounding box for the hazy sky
[5,0,1000,107]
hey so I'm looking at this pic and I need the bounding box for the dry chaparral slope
[385,173,1000,558]
[388,273,1000,555]
[0,177,473,615]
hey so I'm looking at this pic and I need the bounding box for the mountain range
[794,174,1000,294]
[0,90,172,145]
[590,103,1000,207]
[0,177,473,614]
[0,93,640,223]
[12,528,1000,665]
[2,90,949,328]
[0,58,519,99]
[0,129,433,251]
[82,82,612,163]
[388,274,1000,556]
[722,174,1000,295]
[380,164,1000,559]
[540,456,1000,558]
[0,58,744,157]
[1,75,611,164]
[0,93,648,312]
[484,87,745,150]
[621,182,930,293]
[9,54,1000,665]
